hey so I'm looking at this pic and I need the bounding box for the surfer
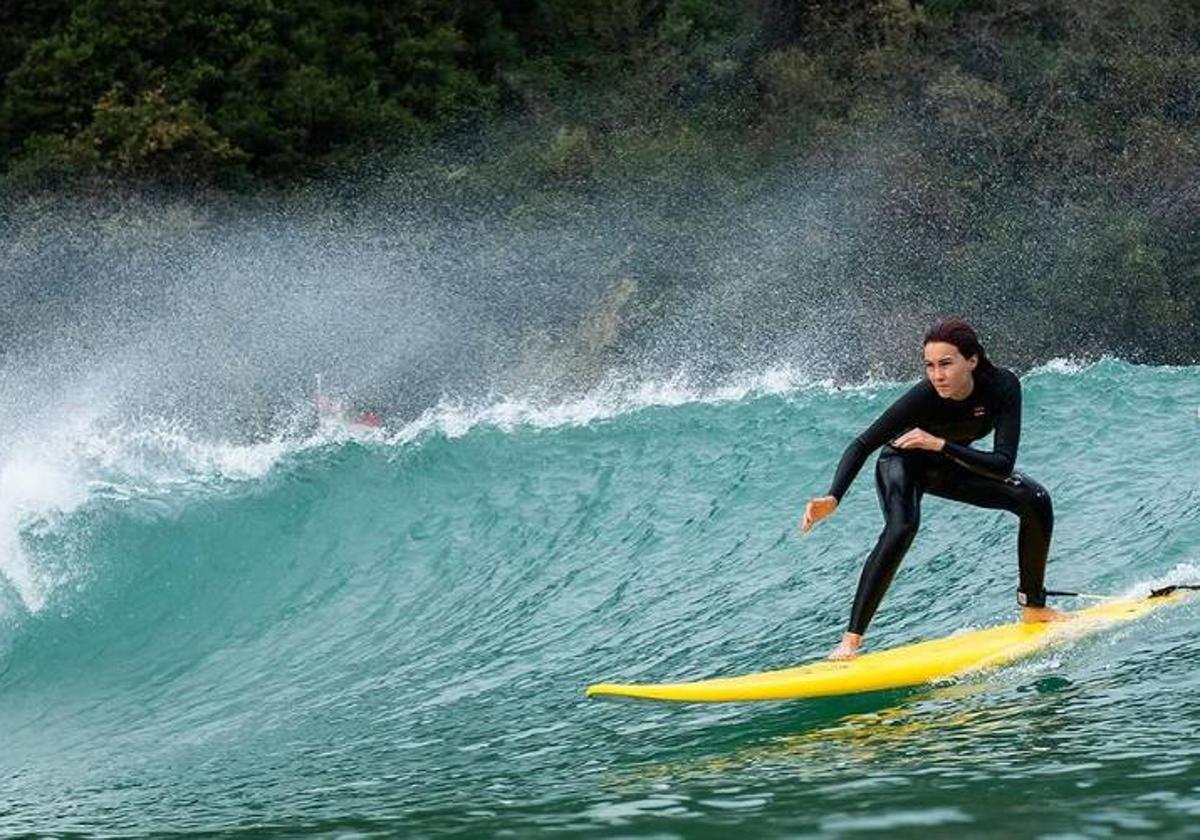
[315,375,383,430]
[801,318,1068,660]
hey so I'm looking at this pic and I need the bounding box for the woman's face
[923,341,977,400]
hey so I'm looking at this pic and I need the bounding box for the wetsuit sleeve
[941,371,1021,479]
[826,382,930,502]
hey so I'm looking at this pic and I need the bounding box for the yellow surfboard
[586,591,1189,703]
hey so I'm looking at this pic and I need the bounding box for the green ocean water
[1,358,1198,837]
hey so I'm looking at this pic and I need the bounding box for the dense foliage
[0,0,518,185]
[1,0,1197,362]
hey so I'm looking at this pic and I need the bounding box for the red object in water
[317,392,382,428]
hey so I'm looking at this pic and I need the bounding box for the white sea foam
[1118,563,1200,599]
[76,420,300,485]
[1026,356,1098,376]
[0,412,321,614]
[0,439,90,612]
[384,368,900,443]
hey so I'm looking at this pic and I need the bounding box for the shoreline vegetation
[1,0,1197,366]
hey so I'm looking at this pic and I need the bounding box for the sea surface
[1,359,1198,837]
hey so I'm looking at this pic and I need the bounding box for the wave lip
[0,442,89,613]
[384,366,903,443]
[1,355,1192,617]
[0,415,319,617]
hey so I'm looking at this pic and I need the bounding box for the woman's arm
[827,381,931,502]
[941,371,1021,479]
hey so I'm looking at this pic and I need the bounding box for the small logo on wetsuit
[973,406,987,417]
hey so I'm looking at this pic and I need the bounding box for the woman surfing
[802,319,1069,660]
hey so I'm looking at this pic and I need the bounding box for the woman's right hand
[801,496,838,533]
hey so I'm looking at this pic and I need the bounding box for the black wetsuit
[827,365,1052,635]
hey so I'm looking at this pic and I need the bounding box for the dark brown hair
[923,318,994,371]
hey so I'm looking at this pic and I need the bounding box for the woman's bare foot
[828,632,863,661]
[1022,605,1073,623]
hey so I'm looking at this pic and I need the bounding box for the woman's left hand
[892,428,945,452]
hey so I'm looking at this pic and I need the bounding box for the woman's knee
[875,453,922,514]
[1012,474,1053,525]
[882,512,921,547]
